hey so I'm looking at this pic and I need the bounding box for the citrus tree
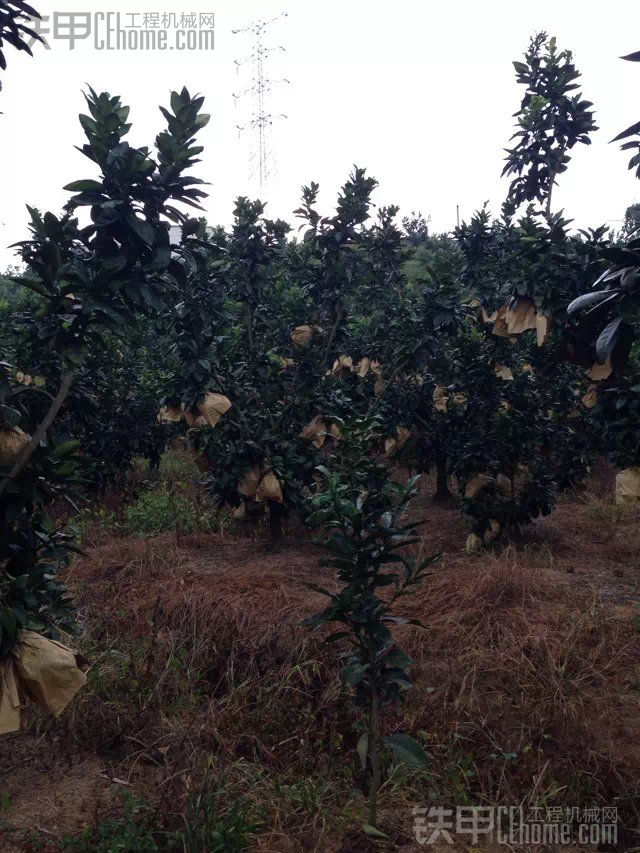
[566,49,640,489]
[305,417,435,833]
[167,170,382,547]
[567,49,640,378]
[435,33,606,546]
[1,85,211,653]
[502,31,597,216]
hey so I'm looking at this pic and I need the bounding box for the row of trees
[1,24,639,830]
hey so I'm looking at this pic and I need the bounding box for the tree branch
[0,368,77,500]
[324,305,344,368]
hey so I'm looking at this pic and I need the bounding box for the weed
[69,506,121,543]
[0,788,10,812]
[159,449,202,488]
[583,495,640,524]
[23,787,258,853]
[178,776,261,853]
[8,484,640,851]
[124,488,221,536]
[58,795,159,852]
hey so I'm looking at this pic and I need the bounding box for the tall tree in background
[503,32,597,216]
[620,203,640,241]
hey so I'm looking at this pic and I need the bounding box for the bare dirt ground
[1,468,639,851]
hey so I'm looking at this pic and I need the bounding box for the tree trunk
[368,670,382,828]
[324,304,344,368]
[168,480,181,546]
[433,454,451,502]
[546,157,562,218]
[268,501,285,549]
[0,368,77,500]
[247,303,255,354]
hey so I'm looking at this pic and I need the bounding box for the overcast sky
[1,0,639,268]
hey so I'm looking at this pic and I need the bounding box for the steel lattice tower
[232,12,289,196]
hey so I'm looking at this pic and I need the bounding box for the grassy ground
[1,459,639,851]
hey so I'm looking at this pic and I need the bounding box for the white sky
[1,0,639,268]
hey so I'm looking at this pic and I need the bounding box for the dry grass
[401,557,640,810]
[1,470,640,850]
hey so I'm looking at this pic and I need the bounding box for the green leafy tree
[401,211,430,247]
[305,418,436,831]
[0,86,210,654]
[183,171,380,547]
[453,207,601,543]
[620,203,640,241]
[503,32,597,215]
[566,50,640,469]
[430,33,604,543]
[159,217,229,415]
[161,197,306,547]
[295,167,378,366]
[567,51,640,379]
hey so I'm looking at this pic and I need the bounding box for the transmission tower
[232,12,289,196]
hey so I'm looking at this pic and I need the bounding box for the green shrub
[47,788,259,852]
[159,449,202,487]
[124,487,220,536]
[58,795,159,852]
[179,779,261,853]
[129,455,152,483]
[69,506,121,543]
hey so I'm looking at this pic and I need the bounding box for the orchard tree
[401,211,430,247]
[181,169,383,547]
[370,228,470,501]
[193,198,306,546]
[466,32,602,341]
[442,34,604,545]
[568,50,640,379]
[305,418,435,833]
[619,203,640,241]
[158,218,230,420]
[0,86,211,654]
[503,32,597,216]
[295,167,378,366]
[453,206,602,546]
[566,49,640,484]
[160,192,311,546]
